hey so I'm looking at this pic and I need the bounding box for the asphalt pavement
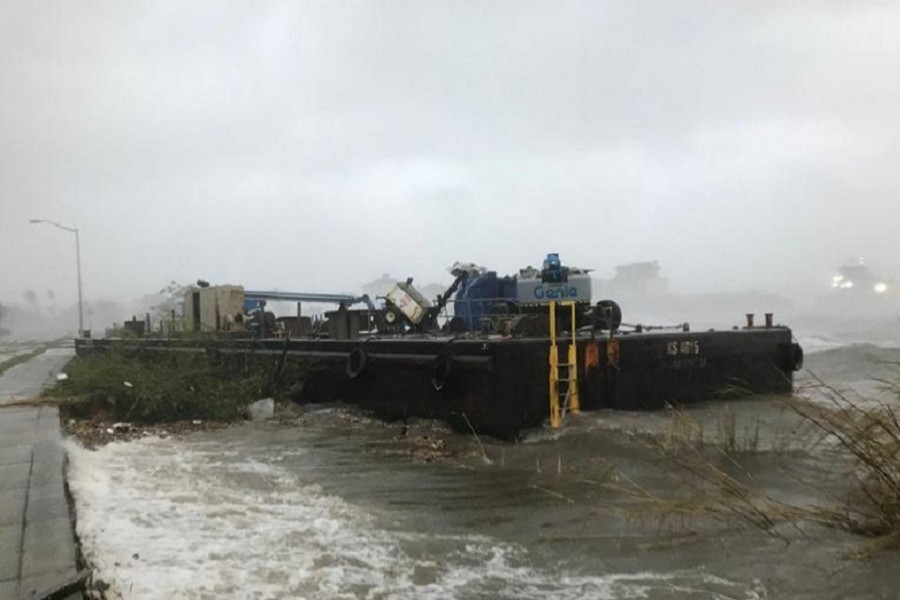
[0,347,81,600]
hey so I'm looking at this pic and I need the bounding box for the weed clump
[51,346,270,422]
[788,377,900,540]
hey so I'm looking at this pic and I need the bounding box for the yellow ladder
[548,300,580,428]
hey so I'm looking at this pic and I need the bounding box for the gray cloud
[2,1,898,312]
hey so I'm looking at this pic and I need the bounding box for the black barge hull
[76,327,798,440]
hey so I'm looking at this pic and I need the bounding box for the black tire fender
[595,299,623,331]
[431,354,454,392]
[789,342,804,372]
[346,347,367,379]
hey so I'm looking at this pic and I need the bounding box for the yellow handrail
[548,301,561,428]
[548,301,579,428]
[567,300,580,415]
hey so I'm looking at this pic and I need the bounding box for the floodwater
[67,330,900,599]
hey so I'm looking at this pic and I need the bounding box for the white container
[385,283,431,325]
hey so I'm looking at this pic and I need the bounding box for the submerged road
[0,346,81,600]
[0,348,73,404]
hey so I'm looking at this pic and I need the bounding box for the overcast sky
[2,0,899,309]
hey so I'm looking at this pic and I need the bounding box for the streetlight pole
[29,219,84,337]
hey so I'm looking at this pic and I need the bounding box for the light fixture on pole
[29,219,84,337]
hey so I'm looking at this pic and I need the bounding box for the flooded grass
[622,370,900,553]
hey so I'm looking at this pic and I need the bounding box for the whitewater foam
[67,437,762,599]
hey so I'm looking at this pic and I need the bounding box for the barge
[78,255,803,439]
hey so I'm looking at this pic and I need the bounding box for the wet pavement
[0,347,73,405]
[0,347,80,600]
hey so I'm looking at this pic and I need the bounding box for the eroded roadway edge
[0,346,82,600]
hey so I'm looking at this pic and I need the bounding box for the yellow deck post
[548,301,561,428]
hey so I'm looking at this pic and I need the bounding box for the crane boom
[244,291,376,310]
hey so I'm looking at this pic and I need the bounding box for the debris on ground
[60,396,477,465]
[63,416,234,449]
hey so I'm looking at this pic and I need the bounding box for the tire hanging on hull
[431,354,454,392]
[346,347,368,379]
[789,342,804,371]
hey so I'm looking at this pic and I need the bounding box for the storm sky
[2,1,899,308]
